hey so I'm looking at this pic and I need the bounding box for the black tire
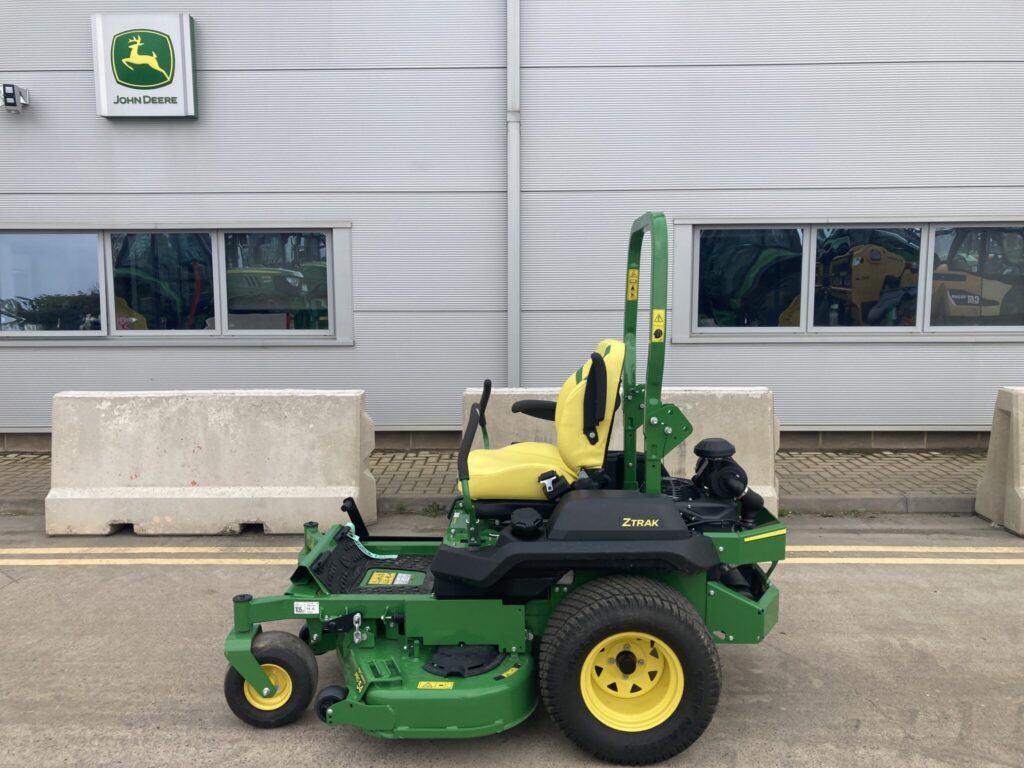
[539,576,721,765]
[224,630,318,728]
[298,624,311,645]
[315,685,350,723]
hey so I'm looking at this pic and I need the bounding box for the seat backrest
[554,339,626,470]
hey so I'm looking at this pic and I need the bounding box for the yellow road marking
[0,558,296,566]
[786,557,1024,565]
[0,546,298,555]
[788,545,1024,554]
[0,556,1022,568]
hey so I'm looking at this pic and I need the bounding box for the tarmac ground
[1,511,1022,768]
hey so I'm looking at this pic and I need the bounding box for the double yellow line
[784,544,1024,566]
[0,544,1022,567]
[0,546,296,566]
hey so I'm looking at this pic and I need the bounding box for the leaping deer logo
[122,35,169,80]
[111,30,174,89]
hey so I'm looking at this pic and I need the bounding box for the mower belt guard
[706,578,780,644]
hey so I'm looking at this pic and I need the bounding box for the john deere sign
[92,14,197,117]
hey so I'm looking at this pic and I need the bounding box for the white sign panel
[92,13,197,117]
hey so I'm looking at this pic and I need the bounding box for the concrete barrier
[975,387,1024,536]
[463,387,779,511]
[45,390,376,535]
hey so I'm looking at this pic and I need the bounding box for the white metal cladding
[0,2,507,430]
[521,313,1022,429]
[522,1,1024,67]
[521,62,1024,191]
[0,193,507,311]
[0,70,505,194]
[1,1,505,71]
[520,190,1024,312]
[0,312,507,430]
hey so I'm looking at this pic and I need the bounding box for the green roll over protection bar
[621,212,693,493]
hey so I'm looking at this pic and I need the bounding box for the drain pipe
[506,0,521,386]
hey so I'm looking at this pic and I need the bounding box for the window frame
[688,223,811,336]
[922,222,1024,335]
[675,219,1024,341]
[217,229,336,338]
[0,231,108,338]
[806,224,927,335]
[0,223,353,344]
[105,230,222,337]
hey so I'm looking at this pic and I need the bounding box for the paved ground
[0,448,991,516]
[0,512,1022,767]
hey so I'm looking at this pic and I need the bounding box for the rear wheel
[224,631,318,728]
[539,576,721,765]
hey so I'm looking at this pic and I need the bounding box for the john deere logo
[111,30,174,89]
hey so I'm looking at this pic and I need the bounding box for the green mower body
[224,213,786,763]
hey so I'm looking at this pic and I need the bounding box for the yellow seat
[467,339,626,501]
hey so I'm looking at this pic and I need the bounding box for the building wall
[518,1,1024,429]
[0,1,507,429]
[2,1,1023,430]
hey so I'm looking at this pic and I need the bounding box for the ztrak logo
[111,30,174,89]
[621,517,661,528]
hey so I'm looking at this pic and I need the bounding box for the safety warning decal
[495,663,522,680]
[417,681,455,690]
[293,601,319,615]
[368,571,396,585]
[651,309,666,343]
[626,268,639,301]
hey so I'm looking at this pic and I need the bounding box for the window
[223,232,329,332]
[0,226,351,341]
[930,227,1024,327]
[680,221,1024,338]
[814,228,921,328]
[696,228,804,328]
[0,233,102,333]
[111,232,215,332]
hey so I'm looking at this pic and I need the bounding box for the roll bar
[621,212,693,493]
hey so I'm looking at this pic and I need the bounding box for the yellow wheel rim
[243,663,293,711]
[579,631,684,732]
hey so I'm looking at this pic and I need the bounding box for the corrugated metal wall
[0,1,507,429]
[2,1,1022,430]
[518,0,1024,429]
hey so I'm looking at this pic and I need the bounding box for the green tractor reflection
[226,233,328,331]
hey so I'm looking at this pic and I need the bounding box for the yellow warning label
[498,664,521,679]
[651,309,666,343]
[626,268,639,301]
[417,681,455,690]
[367,571,396,585]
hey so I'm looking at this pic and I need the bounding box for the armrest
[511,399,557,421]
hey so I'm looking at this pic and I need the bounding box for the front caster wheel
[225,631,318,728]
[539,576,721,765]
[315,685,350,723]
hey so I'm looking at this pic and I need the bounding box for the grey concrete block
[45,390,376,535]
[975,387,1024,535]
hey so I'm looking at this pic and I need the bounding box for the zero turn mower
[223,212,786,764]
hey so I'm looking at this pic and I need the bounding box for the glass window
[110,233,215,331]
[813,228,921,327]
[0,233,101,333]
[223,232,329,331]
[696,228,803,328]
[931,227,1024,326]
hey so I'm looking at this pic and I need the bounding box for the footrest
[309,536,434,595]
